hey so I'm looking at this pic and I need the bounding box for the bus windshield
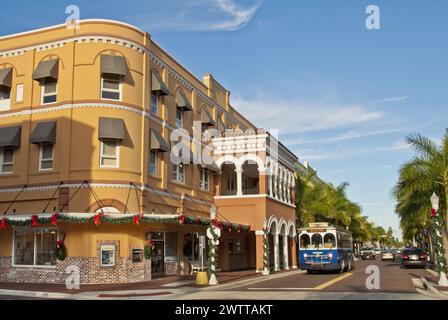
[323,233,336,248]
[311,233,323,249]
[300,234,310,248]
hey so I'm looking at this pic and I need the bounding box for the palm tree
[393,130,448,254]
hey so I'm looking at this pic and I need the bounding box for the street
[0,257,442,300]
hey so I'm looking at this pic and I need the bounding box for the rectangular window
[100,139,119,168]
[227,172,235,192]
[0,147,14,174]
[228,238,234,255]
[149,150,157,176]
[41,81,57,105]
[0,86,11,111]
[172,163,184,183]
[39,143,54,171]
[200,167,209,191]
[13,228,57,267]
[15,84,24,103]
[101,75,121,101]
[235,238,242,254]
[150,94,158,115]
[175,109,183,129]
[165,232,179,262]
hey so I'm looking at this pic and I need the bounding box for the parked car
[374,248,381,255]
[361,247,376,260]
[401,248,427,268]
[381,249,395,261]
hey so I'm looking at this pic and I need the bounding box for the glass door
[151,240,165,277]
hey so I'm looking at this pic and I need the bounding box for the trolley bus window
[311,233,323,249]
[324,233,336,248]
[300,234,310,248]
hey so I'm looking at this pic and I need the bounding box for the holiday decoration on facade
[0,216,7,230]
[207,205,221,286]
[430,192,448,287]
[262,220,270,275]
[55,240,67,261]
[31,215,38,227]
[51,213,59,226]
[0,212,251,231]
[133,215,140,226]
[179,214,185,225]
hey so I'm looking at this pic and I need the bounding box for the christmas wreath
[55,240,67,261]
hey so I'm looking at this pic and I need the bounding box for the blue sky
[2,0,448,238]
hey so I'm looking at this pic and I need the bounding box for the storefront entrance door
[151,240,165,277]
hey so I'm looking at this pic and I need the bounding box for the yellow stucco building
[0,19,298,284]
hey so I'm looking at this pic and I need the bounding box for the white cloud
[232,96,384,135]
[371,96,409,104]
[135,0,262,32]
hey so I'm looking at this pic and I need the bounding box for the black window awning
[0,126,21,148]
[203,162,221,173]
[0,68,13,88]
[100,55,128,77]
[29,121,57,144]
[150,129,169,152]
[151,72,170,96]
[201,108,215,127]
[32,59,59,82]
[175,91,192,111]
[98,117,125,141]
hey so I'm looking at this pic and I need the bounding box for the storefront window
[165,232,179,262]
[183,233,206,261]
[228,238,234,255]
[13,228,57,267]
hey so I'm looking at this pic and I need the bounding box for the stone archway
[279,219,289,270]
[267,216,280,271]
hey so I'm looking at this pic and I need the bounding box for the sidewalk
[0,268,268,299]
[413,268,448,299]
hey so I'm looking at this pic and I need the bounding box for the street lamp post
[430,193,448,287]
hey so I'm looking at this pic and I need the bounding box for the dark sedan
[401,248,427,268]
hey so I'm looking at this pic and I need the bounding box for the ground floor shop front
[0,215,260,284]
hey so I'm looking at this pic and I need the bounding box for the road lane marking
[248,288,315,291]
[313,272,354,291]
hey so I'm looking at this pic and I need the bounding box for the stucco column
[290,236,298,269]
[283,234,289,270]
[258,172,268,195]
[267,173,273,197]
[236,168,243,196]
[273,233,280,271]
[273,174,278,199]
[255,232,264,272]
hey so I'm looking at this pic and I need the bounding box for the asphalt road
[233,256,430,293]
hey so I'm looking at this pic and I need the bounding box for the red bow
[179,215,185,225]
[431,208,437,217]
[196,218,201,225]
[133,215,140,225]
[94,213,103,226]
[213,219,219,228]
[56,240,64,249]
[0,216,7,230]
[51,213,59,226]
[31,215,38,227]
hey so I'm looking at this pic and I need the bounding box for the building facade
[0,20,298,284]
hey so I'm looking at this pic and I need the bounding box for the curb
[419,277,448,299]
[0,289,78,300]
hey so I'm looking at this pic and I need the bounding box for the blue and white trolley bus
[298,222,354,274]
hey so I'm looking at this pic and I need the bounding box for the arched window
[311,233,323,248]
[300,234,310,249]
[324,233,336,248]
[96,207,120,214]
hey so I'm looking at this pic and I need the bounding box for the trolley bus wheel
[339,259,345,273]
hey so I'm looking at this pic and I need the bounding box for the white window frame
[150,93,159,116]
[175,109,183,129]
[200,167,210,191]
[173,163,185,183]
[0,86,11,111]
[100,139,120,168]
[39,143,54,172]
[12,227,58,268]
[40,82,58,105]
[100,244,116,267]
[15,84,24,103]
[100,76,122,101]
[149,150,158,176]
[0,147,14,175]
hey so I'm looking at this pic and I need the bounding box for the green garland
[0,213,251,231]
[432,213,448,274]
[208,223,219,279]
[263,225,270,272]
